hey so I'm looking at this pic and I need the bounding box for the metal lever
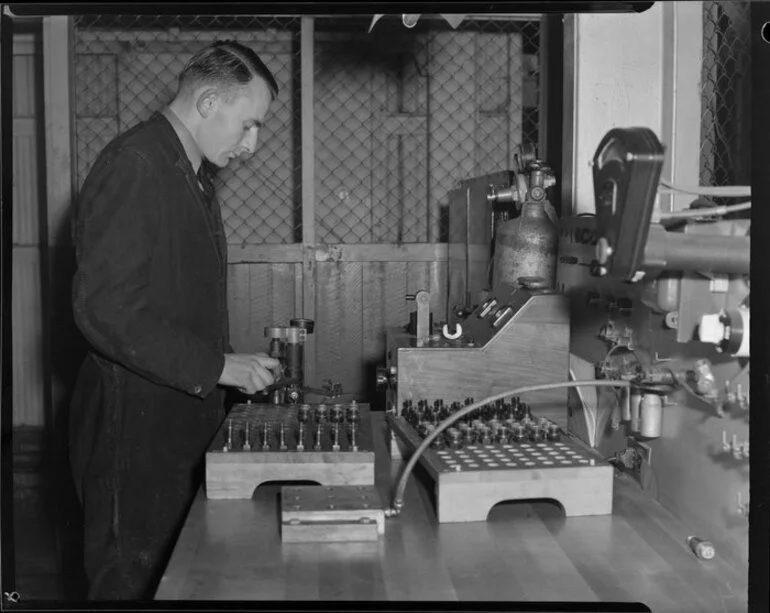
[407,290,431,346]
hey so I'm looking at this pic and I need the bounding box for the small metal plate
[282,484,381,513]
[280,485,385,542]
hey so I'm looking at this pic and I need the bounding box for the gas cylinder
[492,199,559,290]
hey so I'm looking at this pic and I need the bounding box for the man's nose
[240,127,259,156]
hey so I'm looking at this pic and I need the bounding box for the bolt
[596,238,613,265]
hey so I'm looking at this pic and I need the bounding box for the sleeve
[72,148,225,398]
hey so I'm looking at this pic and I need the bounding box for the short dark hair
[178,40,279,100]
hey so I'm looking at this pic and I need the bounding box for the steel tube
[644,225,750,275]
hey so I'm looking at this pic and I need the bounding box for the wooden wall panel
[361,262,408,398]
[13,54,38,117]
[12,248,46,427]
[12,121,40,246]
[227,263,298,354]
[314,262,364,396]
[226,256,482,400]
[13,36,46,428]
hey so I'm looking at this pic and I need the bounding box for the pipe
[386,379,631,516]
[643,225,750,275]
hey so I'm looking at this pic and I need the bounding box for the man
[69,41,281,600]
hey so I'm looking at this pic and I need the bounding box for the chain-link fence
[72,15,542,245]
[73,15,302,245]
[700,1,751,189]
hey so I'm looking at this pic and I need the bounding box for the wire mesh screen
[72,15,542,245]
[313,17,541,244]
[700,1,751,188]
[72,15,302,245]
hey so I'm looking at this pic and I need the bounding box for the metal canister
[491,200,558,290]
[687,536,715,561]
[639,394,663,438]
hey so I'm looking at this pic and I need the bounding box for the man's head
[173,41,278,168]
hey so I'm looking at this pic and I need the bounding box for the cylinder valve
[698,308,749,358]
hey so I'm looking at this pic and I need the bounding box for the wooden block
[280,484,385,543]
[388,414,614,524]
[206,459,374,500]
[436,466,614,523]
[205,403,376,499]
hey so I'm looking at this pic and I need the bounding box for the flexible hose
[386,379,632,516]
[657,201,751,220]
[658,180,751,198]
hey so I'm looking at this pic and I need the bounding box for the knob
[492,306,514,328]
[376,366,394,391]
[478,299,498,318]
[290,318,315,334]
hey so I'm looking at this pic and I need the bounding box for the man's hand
[218,353,281,395]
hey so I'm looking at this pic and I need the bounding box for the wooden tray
[388,415,613,523]
[205,403,375,499]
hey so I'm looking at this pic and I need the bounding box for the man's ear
[196,88,219,119]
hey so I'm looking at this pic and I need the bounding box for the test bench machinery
[202,127,749,545]
[378,127,750,528]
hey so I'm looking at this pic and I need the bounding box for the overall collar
[161,106,203,175]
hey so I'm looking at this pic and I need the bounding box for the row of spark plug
[402,397,534,429]
[401,398,562,450]
[418,415,563,450]
[221,402,361,453]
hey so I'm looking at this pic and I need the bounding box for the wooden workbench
[155,413,747,611]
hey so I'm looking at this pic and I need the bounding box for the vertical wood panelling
[361,262,408,393]
[13,54,37,117]
[12,249,45,426]
[269,263,297,325]
[247,265,271,352]
[227,258,456,400]
[314,262,363,397]
[12,126,40,245]
[228,263,252,352]
[228,263,298,354]
[13,34,46,429]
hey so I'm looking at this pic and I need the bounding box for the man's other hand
[218,353,281,395]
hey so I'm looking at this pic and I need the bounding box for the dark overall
[69,113,230,600]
